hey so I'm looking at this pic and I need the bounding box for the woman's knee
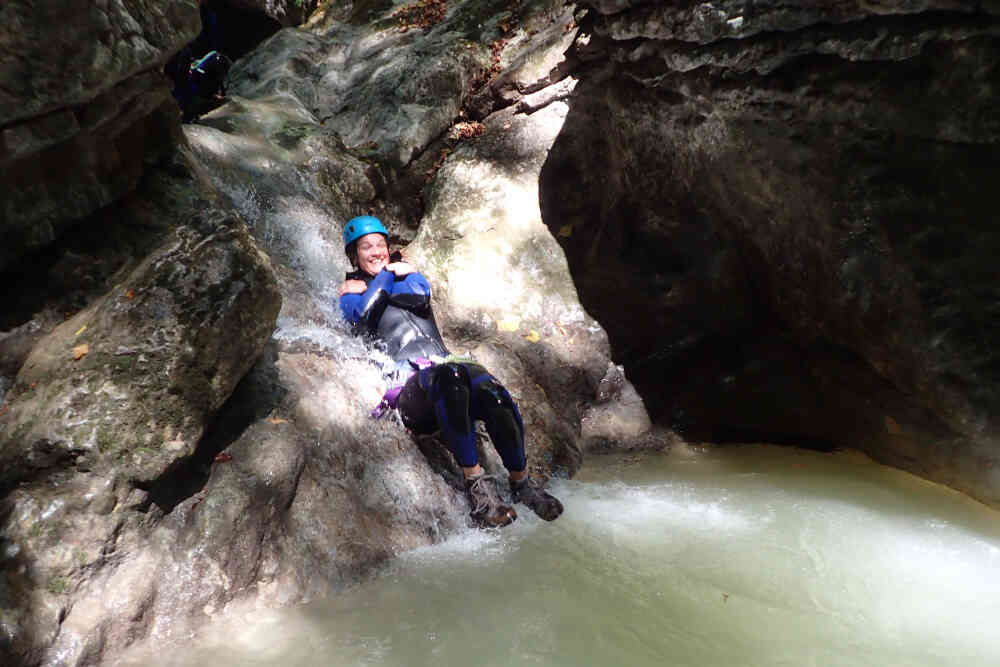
[473,379,525,465]
[432,363,473,434]
[429,362,468,392]
[473,379,522,425]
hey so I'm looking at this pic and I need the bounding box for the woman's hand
[339,279,368,295]
[385,261,416,276]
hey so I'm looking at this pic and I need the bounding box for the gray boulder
[541,0,1000,505]
[0,158,282,664]
[0,0,199,270]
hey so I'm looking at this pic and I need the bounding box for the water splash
[185,126,359,354]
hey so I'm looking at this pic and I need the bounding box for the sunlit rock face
[227,2,490,169]
[215,0,658,473]
[540,0,1000,504]
[0,0,200,270]
[1,211,280,486]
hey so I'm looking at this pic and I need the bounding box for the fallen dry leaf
[72,344,89,361]
[497,317,521,332]
[393,0,447,31]
[74,325,87,337]
[125,289,135,300]
[523,330,541,343]
[267,417,288,424]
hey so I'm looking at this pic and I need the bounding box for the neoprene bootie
[465,474,517,528]
[511,477,563,521]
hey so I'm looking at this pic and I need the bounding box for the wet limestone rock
[0,0,200,270]
[31,347,467,663]
[0,177,281,664]
[1,210,280,487]
[228,16,487,168]
[226,0,319,26]
[227,0,586,168]
[541,0,1000,505]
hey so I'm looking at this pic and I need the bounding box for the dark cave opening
[164,1,284,120]
[191,0,283,64]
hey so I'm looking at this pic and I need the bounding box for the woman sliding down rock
[338,216,563,527]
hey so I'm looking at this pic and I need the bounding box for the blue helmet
[343,215,388,250]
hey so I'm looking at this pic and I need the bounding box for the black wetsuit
[339,267,526,471]
[341,267,448,362]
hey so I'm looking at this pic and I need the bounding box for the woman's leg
[395,372,435,434]
[422,363,478,469]
[467,369,527,473]
[421,363,515,526]
[467,365,563,521]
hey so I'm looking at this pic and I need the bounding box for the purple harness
[370,356,435,419]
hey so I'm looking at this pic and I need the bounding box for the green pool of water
[117,444,1000,667]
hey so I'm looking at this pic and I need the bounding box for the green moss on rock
[110,354,137,375]
[46,576,68,595]
[97,425,114,454]
[272,123,313,150]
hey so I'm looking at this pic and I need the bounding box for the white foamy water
[115,445,1000,667]
[184,128,361,355]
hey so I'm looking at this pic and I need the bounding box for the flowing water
[117,444,1000,667]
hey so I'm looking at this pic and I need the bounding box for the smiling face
[355,232,389,276]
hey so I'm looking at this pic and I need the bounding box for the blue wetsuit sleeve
[390,272,432,297]
[339,270,394,324]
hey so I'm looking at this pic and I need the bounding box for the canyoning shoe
[465,474,517,528]
[511,477,563,521]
